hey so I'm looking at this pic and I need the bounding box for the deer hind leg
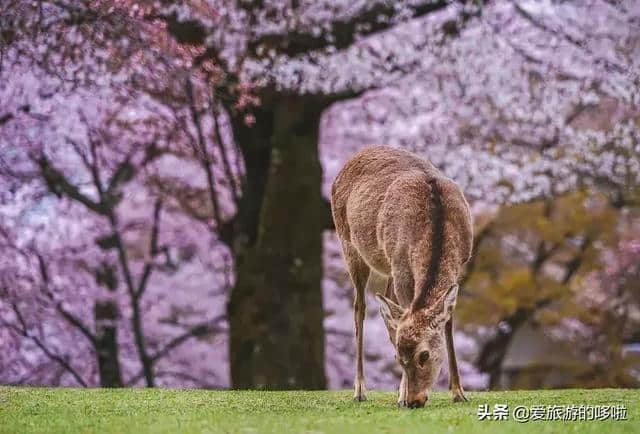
[342,242,370,402]
[445,317,467,402]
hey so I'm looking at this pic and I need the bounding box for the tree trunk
[94,299,123,387]
[227,93,328,389]
[477,308,531,389]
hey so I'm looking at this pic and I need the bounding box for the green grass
[0,387,638,433]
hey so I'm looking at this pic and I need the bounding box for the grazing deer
[330,146,473,408]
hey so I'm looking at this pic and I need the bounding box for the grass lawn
[0,387,638,433]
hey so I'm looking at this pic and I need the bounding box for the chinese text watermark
[477,404,628,422]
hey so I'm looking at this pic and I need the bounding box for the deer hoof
[453,392,468,403]
[353,381,367,402]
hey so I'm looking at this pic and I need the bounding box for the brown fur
[331,146,473,407]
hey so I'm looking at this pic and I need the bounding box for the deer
[330,146,473,408]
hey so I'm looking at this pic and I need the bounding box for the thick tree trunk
[94,299,123,387]
[227,93,327,389]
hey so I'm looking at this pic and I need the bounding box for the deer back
[331,146,472,307]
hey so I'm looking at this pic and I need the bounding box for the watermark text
[477,404,628,422]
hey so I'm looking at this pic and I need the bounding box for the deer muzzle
[407,392,428,409]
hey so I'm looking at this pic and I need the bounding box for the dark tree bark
[227,92,330,389]
[94,299,123,387]
[476,307,531,389]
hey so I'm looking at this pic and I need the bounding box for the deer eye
[418,350,430,365]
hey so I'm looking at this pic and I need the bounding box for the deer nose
[407,399,426,409]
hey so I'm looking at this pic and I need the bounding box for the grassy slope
[0,388,638,434]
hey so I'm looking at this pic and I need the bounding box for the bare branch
[247,0,456,58]
[561,235,592,285]
[211,101,241,205]
[33,252,98,346]
[509,0,628,74]
[136,198,163,298]
[0,295,87,387]
[36,154,107,215]
[185,76,224,231]
[125,316,225,386]
[150,317,224,363]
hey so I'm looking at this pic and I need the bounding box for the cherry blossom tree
[146,0,488,390]
[2,0,639,391]
[318,0,640,388]
[0,92,231,387]
[0,3,230,386]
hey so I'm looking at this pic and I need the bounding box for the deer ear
[439,284,459,321]
[376,294,405,342]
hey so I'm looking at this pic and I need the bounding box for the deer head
[376,284,458,408]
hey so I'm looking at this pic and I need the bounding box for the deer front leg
[353,286,367,401]
[397,372,407,407]
[445,317,467,402]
